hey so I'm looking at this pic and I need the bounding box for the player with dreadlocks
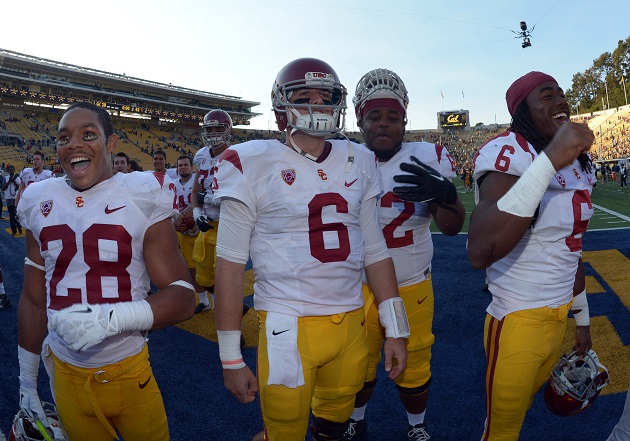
[467,71,596,441]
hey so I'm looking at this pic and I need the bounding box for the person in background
[2,165,22,236]
[113,151,130,174]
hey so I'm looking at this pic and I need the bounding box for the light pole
[604,80,610,110]
[622,76,628,106]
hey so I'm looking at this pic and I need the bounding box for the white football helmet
[271,57,347,136]
[353,68,409,121]
[9,402,67,441]
[201,109,232,149]
[544,349,609,416]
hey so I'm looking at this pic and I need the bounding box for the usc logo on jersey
[317,169,328,181]
[75,196,84,208]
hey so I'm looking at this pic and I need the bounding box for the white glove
[18,346,48,427]
[49,301,154,352]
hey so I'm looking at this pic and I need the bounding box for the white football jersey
[20,168,53,188]
[376,142,456,286]
[473,131,595,319]
[173,176,195,211]
[165,167,178,181]
[17,172,178,367]
[193,146,221,220]
[214,139,383,316]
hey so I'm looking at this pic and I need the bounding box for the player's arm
[18,230,48,354]
[468,123,594,269]
[362,195,408,379]
[143,217,196,327]
[191,168,214,231]
[214,198,258,403]
[467,171,532,269]
[17,230,50,423]
[429,196,465,236]
[50,219,195,352]
[15,179,26,206]
[572,258,592,354]
[190,168,203,211]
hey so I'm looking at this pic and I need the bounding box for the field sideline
[441,178,630,233]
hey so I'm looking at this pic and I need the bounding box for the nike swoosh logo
[105,205,126,214]
[272,329,290,336]
[418,296,428,305]
[345,178,358,187]
[139,376,152,389]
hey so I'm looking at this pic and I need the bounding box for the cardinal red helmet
[271,57,347,135]
[9,402,67,441]
[544,349,609,416]
[201,110,232,148]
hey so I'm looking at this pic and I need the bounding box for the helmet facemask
[353,68,409,125]
[273,72,347,137]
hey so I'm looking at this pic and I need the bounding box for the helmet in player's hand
[544,349,609,416]
[271,58,347,135]
[202,110,232,148]
[10,402,67,441]
[179,208,199,236]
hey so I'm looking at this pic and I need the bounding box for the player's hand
[197,190,220,207]
[196,190,207,206]
[195,215,214,232]
[393,156,457,204]
[544,121,595,171]
[49,304,108,351]
[383,337,408,380]
[19,386,49,427]
[223,366,259,404]
[574,325,592,355]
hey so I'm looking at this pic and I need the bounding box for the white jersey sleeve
[17,173,178,368]
[193,146,220,219]
[472,131,595,319]
[214,139,381,316]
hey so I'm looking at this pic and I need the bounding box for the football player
[2,165,22,235]
[16,102,195,440]
[212,58,409,441]
[343,69,465,441]
[467,72,595,441]
[189,109,232,312]
[16,151,54,206]
[172,154,207,307]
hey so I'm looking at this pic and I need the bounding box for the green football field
[440,178,630,233]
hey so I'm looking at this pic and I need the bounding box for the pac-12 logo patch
[555,174,566,188]
[281,169,296,186]
[40,200,53,217]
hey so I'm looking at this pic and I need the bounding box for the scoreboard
[437,110,469,129]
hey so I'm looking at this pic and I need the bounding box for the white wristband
[571,289,590,326]
[106,300,154,335]
[193,207,203,221]
[217,330,246,369]
[18,346,40,389]
[24,257,45,272]
[377,297,410,338]
[496,151,557,218]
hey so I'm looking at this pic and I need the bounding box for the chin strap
[287,129,319,161]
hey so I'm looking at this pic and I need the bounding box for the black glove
[196,191,207,206]
[393,156,457,204]
[195,215,214,232]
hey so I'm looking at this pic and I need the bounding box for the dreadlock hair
[509,100,592,174]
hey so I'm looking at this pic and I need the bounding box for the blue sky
[1,1,626,131]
